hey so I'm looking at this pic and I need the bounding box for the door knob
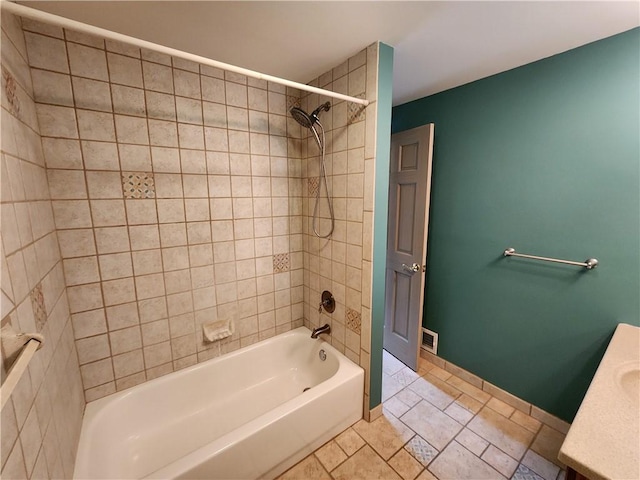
[402,263,420,273]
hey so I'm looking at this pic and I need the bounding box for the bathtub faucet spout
[311,324,331,339]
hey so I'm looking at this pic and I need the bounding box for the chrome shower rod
[503,248,598,270]
[1,0,370,107]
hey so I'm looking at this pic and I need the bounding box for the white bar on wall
[0,339,41,410]
[0,0,370,107]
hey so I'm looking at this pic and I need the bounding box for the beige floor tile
[314,440,347,473]
[334,427,365,456]
[383,373,405,401]
[456,428,489,456]
[487,397,516,417]
[530,425,566,467]
[521,449,560,480]
[385,395,411,418]
[353,412,415,460]
[446,375,491,403]
[408,375,461,410]
[444,402,474,425]
[395,387,422,407]
[277,454,331,480]
[428,441,507,479]
[383,350,406,376]
[388,448,424,480]
[331,445,402,480]
[393,367,421,387]
[400,399,463,451]
[455,393,484,414]
[467,407,535,460]
[481,445,519,478]
[510,409,542,433]
[416,469,438,480]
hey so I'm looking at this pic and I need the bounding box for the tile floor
[277,351,567,480]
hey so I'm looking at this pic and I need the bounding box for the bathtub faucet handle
[318,301,327,313]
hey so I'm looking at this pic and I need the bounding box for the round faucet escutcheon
[318,290,335,313]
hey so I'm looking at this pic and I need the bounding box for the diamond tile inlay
[513,464,546,480]
[2,67,21,118]
[286,95,301,110]
[308,177,319,197]
[347,93,366,124]
[273,253,290,273]
[30,283,46,332]
[122,172,155,198]
[345,307,361,334]
[404,435,439,466]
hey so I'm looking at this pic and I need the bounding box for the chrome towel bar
[503,248,598,270]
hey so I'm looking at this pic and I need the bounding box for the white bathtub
[73,327,364,479]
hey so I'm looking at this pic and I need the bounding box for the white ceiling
[19,1,640,106]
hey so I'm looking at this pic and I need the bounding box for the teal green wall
[392,28,640,422]
[370,42,394,410]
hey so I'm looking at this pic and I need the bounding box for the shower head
[290,102,331,129]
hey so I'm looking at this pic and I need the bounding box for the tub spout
[311,324,331,339]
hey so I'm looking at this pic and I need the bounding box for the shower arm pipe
[0,1,370,107]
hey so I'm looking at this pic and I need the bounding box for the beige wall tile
[80,358,114,389]
[112,85,146,117]
[143,61,174,93]
[36,104,78,138]
[72,77,112,112]
[24,32,68,73]
[108,52,144,87]
[67,43,108,81]
[77,110,115,142]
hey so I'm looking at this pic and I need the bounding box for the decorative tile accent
[286,95,300,110]
[345,307,361,334]
[122,172,155,198]
[512,464,546,480]
[273,253,290,273]
[347,93,366,124]
[404,435,439,466]
[308,177,319,197]
[2,67,21,118]
[30,283,47,332]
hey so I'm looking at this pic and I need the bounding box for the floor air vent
[421,328,438,355]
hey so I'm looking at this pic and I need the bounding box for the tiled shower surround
[6,15,381,410]
[1,13,85,479]
[299,46,378,410]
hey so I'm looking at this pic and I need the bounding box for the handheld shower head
[310,101,331,119]
[289,102,331,128]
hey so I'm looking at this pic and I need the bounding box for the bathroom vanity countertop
[558,323,640,480]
